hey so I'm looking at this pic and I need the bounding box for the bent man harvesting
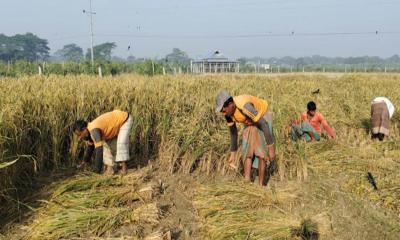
[216,90,276,186]
[73,109,132,175]
[371,96,395,141]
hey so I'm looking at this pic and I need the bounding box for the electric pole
[83,0,96,68]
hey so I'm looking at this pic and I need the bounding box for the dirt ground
[111,167,203,239]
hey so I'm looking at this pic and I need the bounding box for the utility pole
[83,0,96,69]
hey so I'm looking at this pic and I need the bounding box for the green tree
[0,34,15,61]
[164,48,191,64]
[54,44,83,61]
[135,60,163,76]
[86,42,116,60]
[0,33,50,61]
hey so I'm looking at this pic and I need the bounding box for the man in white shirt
[371,97,395,141]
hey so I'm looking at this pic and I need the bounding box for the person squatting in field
[215,90,276,186]
[73,109,132,175]
[291,101,336,142]
[371,97,395,141]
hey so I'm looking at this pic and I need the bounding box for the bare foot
[104,165,114,175]
[120,162,128,175]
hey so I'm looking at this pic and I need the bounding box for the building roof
[193,50,238,63]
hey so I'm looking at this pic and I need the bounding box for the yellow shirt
[227,95,268,126]
[88,110,129,147]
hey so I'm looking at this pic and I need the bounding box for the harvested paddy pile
[1,73,400,239]
[193,181,302,239]
[8,168,164,239]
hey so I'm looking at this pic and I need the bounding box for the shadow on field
[291,219,320,240]
[0,168,77,233]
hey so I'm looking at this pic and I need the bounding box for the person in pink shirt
[301,101,336,140]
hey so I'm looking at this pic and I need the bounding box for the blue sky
[1,0,399,59]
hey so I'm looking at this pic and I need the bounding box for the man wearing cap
[216,90,276,186]
[371,96,395,141]
[73,109,132,175]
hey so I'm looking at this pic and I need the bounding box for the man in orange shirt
[73,110,132,175]
[216,90,276,186]
[291,101,336,141]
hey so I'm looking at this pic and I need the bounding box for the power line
[128,0,400,12]
[45,30,400,42]
[94,31,400,39]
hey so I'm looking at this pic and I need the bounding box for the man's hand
[331,133,337,140]
[267,144,277,176]
[76,160,87,170]
[244,118,255,126]
[307,131,315,141]
[267,144,276,161]
[228,151,238,169]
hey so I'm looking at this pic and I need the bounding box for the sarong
[291,122,321,142]
[241,113,273,169]
[371,102,390,135]
[103,114,133,166]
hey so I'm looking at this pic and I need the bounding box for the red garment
[300,111,336,138]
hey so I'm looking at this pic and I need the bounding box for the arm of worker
[300,112,307,123]
[93,147,104,173]
[83,142,94,163]
[90,128,104,173]
[225,116,238,166]
[243,103,276,160]
[320,115,336,139]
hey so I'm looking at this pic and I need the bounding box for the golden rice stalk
[130,203,160,225]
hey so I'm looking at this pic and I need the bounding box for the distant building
[260,64,270,70]
[191,50,239,74]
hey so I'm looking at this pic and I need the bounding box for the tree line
[1,32,400,76]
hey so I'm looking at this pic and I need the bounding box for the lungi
[371,101,390,135]
[103,114,133,166]
[241,112,273,169]
[291,122,321,142]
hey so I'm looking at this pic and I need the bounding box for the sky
[1,0,399,59]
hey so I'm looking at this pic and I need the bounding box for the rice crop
[0,73,400,239]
